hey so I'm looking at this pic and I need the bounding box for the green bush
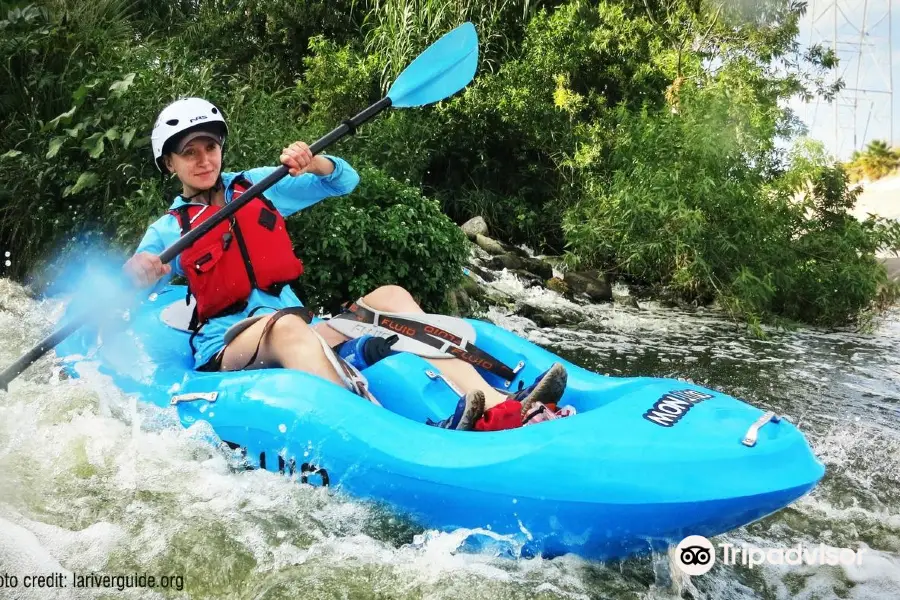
[769,143,896,326]
[289,166,468,313]
[0,2,188,278]
[292,1,670,252]
[174,0,358,86]
[563,97,776,303]
[563,96,895,327]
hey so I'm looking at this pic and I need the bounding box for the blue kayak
[57,285,825,560]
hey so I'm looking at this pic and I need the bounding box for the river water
[1,271,899,600]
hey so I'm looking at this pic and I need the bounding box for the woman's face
[165,137,222,192]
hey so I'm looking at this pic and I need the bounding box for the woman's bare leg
[313,320,349,347]
[220,314,344,386]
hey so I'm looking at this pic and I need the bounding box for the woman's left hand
[280,141,314,176]
[280,141,335,177]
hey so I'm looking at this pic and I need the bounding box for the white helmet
[151,97,228,173]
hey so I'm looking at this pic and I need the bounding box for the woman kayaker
[123,98,567,430]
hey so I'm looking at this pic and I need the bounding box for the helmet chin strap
[183,172,224,205]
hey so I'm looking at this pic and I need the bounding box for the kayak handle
[742,411,781,447]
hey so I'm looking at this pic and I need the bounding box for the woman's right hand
[123,252,171,288]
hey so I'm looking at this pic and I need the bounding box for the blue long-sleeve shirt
[135,157,359,368]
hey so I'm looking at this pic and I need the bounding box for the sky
[791,0,898,159]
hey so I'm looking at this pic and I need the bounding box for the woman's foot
[427,390,486,431]
[513,363,568,420]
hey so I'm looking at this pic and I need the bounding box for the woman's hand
[123,252,171,288]
[280,141,334,176]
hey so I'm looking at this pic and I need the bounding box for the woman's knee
[267,314,318,348]
[364,284,419,311]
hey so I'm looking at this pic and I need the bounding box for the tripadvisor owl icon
[674,535,716,575]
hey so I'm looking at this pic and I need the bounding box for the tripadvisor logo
[673,535,867,575]
[674,535,716,575]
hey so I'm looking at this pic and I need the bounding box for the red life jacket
[171,175,304,327]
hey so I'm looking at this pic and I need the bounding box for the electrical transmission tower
[807,0,893,158]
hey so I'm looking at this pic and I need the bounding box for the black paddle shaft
[0,96,393,392]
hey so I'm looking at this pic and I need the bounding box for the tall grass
[358,0,539,88]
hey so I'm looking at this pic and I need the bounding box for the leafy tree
[846,140,899,182]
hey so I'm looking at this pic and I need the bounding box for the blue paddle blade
[387,22,478,108]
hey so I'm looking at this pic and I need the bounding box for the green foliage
[359,0,544,87]
[563,96,895,327]
[426,0,669,248]
[289,167,468,313]
[175,0,358,86]
[1,0,155,276]
[559,0,895,329]
[770,142,897,326]
[0,0,895,329]
[563,96,777,304]
[289,0,671,251]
